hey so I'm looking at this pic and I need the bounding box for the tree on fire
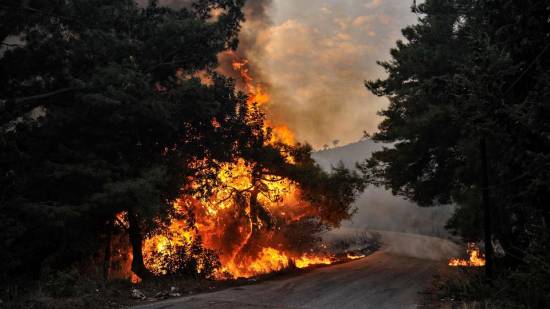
[172,101,366,274]
[362,0,550,306]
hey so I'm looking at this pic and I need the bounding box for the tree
[207,107,365,264]
[362,0,550,291]
[0,0,247,280]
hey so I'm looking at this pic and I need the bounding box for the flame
[448,243,486,267]
[233,58,271,107]
[220,247,333,278]
[347,253,366,260]
[295,255,332,268]
[246,247,290,275]
[268,123,295,145]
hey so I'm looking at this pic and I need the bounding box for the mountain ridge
[312,139,454,237]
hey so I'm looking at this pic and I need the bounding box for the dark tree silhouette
[362,0,550,305]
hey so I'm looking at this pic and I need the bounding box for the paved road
[134,248,444,309]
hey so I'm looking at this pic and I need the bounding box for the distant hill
[313,139,455,237]
[312,139,384,171]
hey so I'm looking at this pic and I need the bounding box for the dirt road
[134,248,445,309]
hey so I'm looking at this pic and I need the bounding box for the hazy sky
[247,0,418,148]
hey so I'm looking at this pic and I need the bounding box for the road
[134,246,447,309]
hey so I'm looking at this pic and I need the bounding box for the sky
[246,0,418,148]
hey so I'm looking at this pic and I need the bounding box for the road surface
[134,248,445,309]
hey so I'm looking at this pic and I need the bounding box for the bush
[43,268,81,298]
[506,228,550,308]
[148,237,221,279]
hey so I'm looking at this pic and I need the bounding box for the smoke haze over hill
[313,140,455,237]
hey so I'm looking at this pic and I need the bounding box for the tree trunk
[234,185,261,261]
[480,136,494,280]
[103,220,113,280]
[249,187,261,233]
[128,210,152,280]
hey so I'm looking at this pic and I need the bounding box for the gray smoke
[313,140,456,238]
[247,0,418,148]
[314,139,460,259]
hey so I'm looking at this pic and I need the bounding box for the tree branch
[1,42,23,48]
[1,87,84,124]
[15,87,80,104]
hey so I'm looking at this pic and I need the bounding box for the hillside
[313,140,454,237]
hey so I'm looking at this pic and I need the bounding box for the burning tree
[136,57,366,279]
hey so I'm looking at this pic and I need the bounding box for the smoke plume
[140,0,417,148]
[236,0,417,148]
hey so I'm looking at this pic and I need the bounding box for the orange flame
[448,243,486,267]
[295,255,332,268]
[347,253,366,260]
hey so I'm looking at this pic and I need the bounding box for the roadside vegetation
[363,1,550,308]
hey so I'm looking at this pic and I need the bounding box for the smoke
[135,1,418,148]
[237,0,417,148]
[217,0,273,90]
[324,228,461,261]
[313,139,460,259]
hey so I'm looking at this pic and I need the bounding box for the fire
[232,55,295,146]
[232,58,271,107]
[213,248,333,278]
[448,243,486,267]
[269,123,295,146]
[347,253,366,260]
[246,247,290,275]
[130,55,332,280]
[295,255,332,268]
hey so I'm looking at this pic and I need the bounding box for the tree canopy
[363,0,550,306]
[1,0,250,280]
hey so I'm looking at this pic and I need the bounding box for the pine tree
[0,0,246,279]
[363,0,550,304]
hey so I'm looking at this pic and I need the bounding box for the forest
[364,0,550,307]
[0,0,365,307]
[1,0,550,308]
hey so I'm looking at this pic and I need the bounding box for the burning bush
[145,236,220,279]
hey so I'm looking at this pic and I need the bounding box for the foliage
[363,0,550,306]
[0,0,247,280]
[289,147,366,227]
[0,0,365,288]
[147,236,221,279]
[434,268,524,309]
